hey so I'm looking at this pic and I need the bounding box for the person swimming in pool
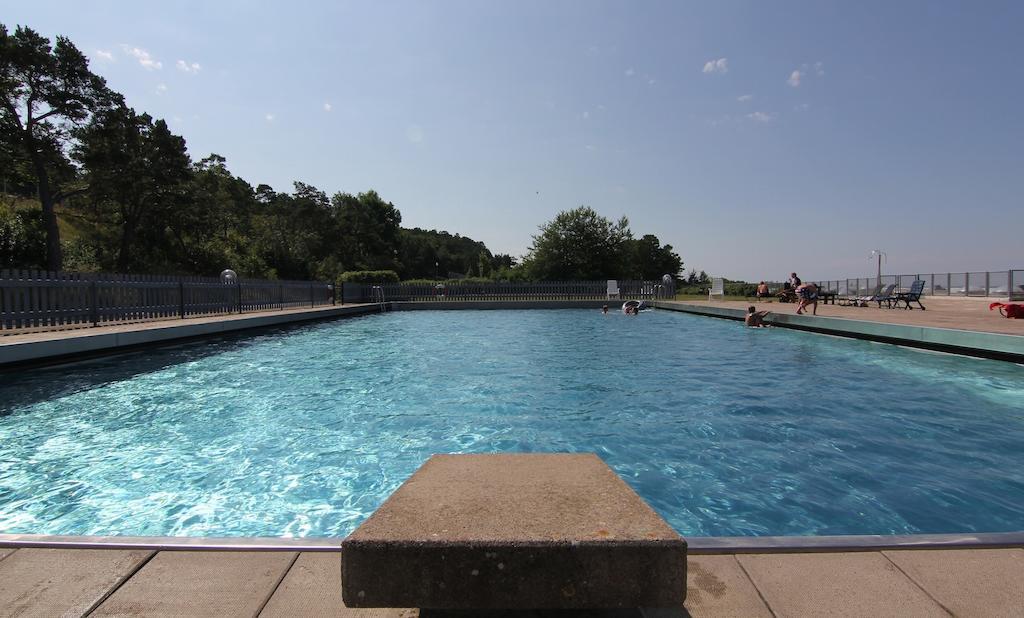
[745,306,771,327]
[602,305,609,314]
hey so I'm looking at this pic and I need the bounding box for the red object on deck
[990,302,1024,318]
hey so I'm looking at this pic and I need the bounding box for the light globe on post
[868,251,886,288]
[220,269,237,285]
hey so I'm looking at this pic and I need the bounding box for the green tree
[396,227,493,279]
[626,234,683,280]
[521,206,632,280]
[75,106,192,272]
[183,154,262,275]
[333,190,402,271]
[0,24,118,270]
[0,203,46,268]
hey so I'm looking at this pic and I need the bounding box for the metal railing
[342,280,674,303]
[809,270,1023,299]
[0,269,335,335]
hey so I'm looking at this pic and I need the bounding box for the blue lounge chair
[875,284,900,308]
[892,280,926,310]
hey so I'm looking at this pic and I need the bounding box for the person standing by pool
[756,281,771,299]
[789,272,802,288]
[796,282,818,315]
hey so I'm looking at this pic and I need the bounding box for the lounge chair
[606,280,620,299]
[874,283,899,308]
[891,280,926,310]
[838,283,880,307]
[839,283,895,307]
[777,284,797,303]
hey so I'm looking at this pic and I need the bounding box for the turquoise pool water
[1,309,1023,538]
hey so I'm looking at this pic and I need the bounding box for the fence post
[237,281,242,314]
[310,282,314,308]
[89,276,99,327]
[985,272,990,297]
[178,281,185,319]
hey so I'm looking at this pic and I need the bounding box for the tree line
[1,24,683,283]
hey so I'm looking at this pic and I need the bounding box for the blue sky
[8,1,1023,281]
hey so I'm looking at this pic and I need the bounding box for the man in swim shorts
[795,282,818,315]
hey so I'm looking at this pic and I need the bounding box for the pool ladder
[371,286,388,312]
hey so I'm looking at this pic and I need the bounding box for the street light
[869,250,886,287]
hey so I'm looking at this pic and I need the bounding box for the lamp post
[869,250,886,288]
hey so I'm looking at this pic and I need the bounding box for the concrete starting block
[341,453,687,610]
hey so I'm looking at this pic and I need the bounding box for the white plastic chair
[606,280,620,299]
[709,277,725,300]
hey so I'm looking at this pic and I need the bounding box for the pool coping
[0,304,381,370]
[653,300,1024,363]
[2,531,1021,554]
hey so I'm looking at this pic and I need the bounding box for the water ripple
[1,309,1023,538]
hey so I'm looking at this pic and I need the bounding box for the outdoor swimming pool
[1,309,1023,538]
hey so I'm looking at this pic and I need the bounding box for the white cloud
[265,113,275,122]
[747,111,777,123]
[156,83,168,94]
[737,94,753,102]
[596,104,606,111]
[323,102,332,112]
[585,144,596,151]
[814,61,825,76]
[94,49,114,62]
[702,58,728,74]
[121,45,162,70]
[176,60,202,74]
[582,110,590,120]
[407,124,424,143]
[648,78,656,85]
[787,70,802,87]
[794,103,810,112]
[625,67,635,77]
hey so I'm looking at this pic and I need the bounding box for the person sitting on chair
[777,281,796,303]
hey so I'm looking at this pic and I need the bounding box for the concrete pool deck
[654,297,1024,362]
[0,303,381,369]
[0,541,1021,616]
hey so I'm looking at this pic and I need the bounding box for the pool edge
[652,301,1024,363]
[2,531,1021,553]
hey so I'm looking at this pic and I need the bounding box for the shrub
[339,270,400,284]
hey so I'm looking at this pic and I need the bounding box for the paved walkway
[0,304,380,368]
[700,296,1023,336]
[0,546,1020,616]
[0,304,374,346]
